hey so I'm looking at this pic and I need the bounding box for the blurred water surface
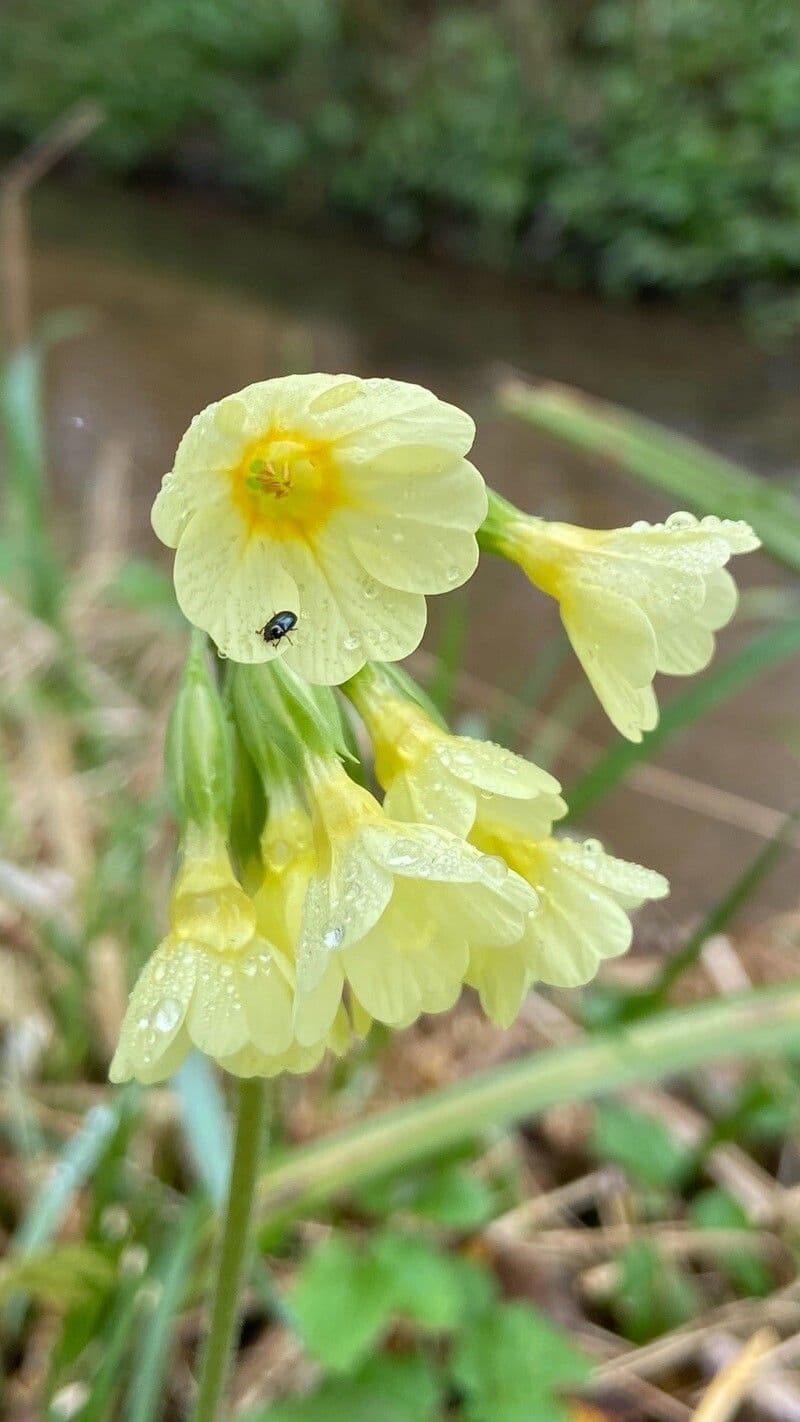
[32,179,800,923]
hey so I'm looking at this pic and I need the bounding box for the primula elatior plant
[113,373,758,1421]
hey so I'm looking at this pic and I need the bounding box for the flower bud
[231,660,353,786]
[165,631,233,833]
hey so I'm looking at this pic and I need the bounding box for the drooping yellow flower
[152,375,486,681]
[345,663,566,839]
[485,503,759,741]
[109,825,346,1084]
[467,817,669,1025]
[298,755,537,1029]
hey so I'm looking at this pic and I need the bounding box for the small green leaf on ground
[593,1102,693,1189]
[290,1235,396,1372]
[689,1189,772,1296]
[612,1242,698,1343]
[451,1302,590,1422]
[372,1230,493,1331]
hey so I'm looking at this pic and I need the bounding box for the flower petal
[293,957,345,1046]
[173,502,298,663]
[467,943,532,1028]
[353,457,487,528]
[296,841,393,990]
[438,738,563,801]
[560,582,659,742]
[342,886,467,1027]
[280,526,427,684]
[109,941,196,1084]
[349,517,479,594]
[237,947,295,1057]
[384,758,477,837]
[186,958,250,1058]
[322,379,475,464]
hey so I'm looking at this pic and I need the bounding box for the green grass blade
[565,619,800,822]
[173,1055,231,1206]
[65,1278,142,1422]
[5,1096,129,1336]
[13,1101,123,1256]
[123,1199,205,1422]
[255,980,800,1229]
[499,377,800,573]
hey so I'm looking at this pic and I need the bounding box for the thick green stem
[255,981,800,1229]
[193,1078,266,1422]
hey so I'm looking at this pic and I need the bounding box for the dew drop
[136,1015,150,1031]
[342,633,360,653]
[153,998,181,1033]
[666,511,696,531]
[480,854,508,884]
[446,565,461,583]
[323,925,344,950]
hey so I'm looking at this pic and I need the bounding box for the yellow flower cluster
[110,374,760,1085]
[347,666,668,1029]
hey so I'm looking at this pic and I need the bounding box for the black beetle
[257,610,298,645]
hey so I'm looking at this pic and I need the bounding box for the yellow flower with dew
[467,817,669,1026]
[109,825,347,1084]
[345,662,567,839]
[481,495,760,741]
[298,753,538,1029]
[152,374,486,680]
[343,661,664,1025]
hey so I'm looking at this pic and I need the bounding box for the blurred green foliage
[4,1,800,302]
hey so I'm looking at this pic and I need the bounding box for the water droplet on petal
[153,998,181,1033]
[323,925,344,950]
[666,511,696,531]
[480,854,508,884]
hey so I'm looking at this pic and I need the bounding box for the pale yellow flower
[495,510,759,741]
[467,818,669,1026]
[109,825,346,1084]
[346,665,566,839]
[298,755,537,1029]
[152,374,486,681]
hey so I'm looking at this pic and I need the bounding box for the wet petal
[173,503,298,664]
[560,582,659,742]
[109,941,196,1084]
